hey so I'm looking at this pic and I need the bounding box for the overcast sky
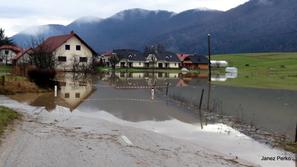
[0,0,249,36]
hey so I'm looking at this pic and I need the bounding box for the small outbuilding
[178,54,209,70]
[0,45,23,65]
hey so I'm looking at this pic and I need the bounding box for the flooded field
[4,71,297,167]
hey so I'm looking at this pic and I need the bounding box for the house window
[65,93,70,98]
[79,57,88,62]
[4,50,9,55]
[65,45,70,50]
[58,56,67,62]
[75,93,80,98]
[76,45,81,51]
[139,62,141,65]
[175,63,177,66]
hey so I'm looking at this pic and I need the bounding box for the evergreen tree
[0,28,14,46]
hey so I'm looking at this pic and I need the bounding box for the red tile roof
[36,31,96,55]
[12,48,32,61]
[0,45,22,53]
[177,53,190,61]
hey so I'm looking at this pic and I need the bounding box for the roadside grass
[0,106,20,137]
[0,65,12,73]
[0,75,47,95]
[283,142,297,153]
[212,52,297,90]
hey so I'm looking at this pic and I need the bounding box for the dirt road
[0,108,255,167]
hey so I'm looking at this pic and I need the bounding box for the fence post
[199,89,205,129]
[165,82,169,96]
[1,76,5,86]
[199,89,204,111]
[207,81,211,112]
[295,122,297,143]
[54,85,57,97]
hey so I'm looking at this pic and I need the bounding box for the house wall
[0,49,16,65]
[156,61,180,69]
[168,62,180,68]
[54,36,93,71]
[132,61,144,68]
[198,64,209,70]
[116,60,127,67]
[112,60,180,69]
[16,53,31,65]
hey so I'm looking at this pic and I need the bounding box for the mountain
[12,0,297,54]
[12,24,69,48]
[154,0,297,53]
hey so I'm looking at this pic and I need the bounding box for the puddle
[4,71,297,167]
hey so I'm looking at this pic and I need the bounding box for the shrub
[27,68,56,89]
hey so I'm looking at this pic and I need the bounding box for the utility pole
[207,34,212,111]
[208,34,211,82]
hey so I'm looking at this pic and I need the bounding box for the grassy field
[0,65,12,73]
[0,106,20,137]
[212,52,297,90]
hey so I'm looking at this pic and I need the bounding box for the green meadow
[212,52,297,91]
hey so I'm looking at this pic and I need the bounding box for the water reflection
[9,71,297,142]
[6,71,297,167]
[55,73,96,111]
[10,73,96,111]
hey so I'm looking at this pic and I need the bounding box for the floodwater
[4,72,297,167]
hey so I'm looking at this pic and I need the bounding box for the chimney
[70,30,74,34]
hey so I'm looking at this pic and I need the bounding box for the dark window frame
[65,93,70,98]
[76,45,81,51]
[65,45,70,50]
[75,93,80,98]
[4,50,9,55]
[58,56,67,62]
[79,57,88,62]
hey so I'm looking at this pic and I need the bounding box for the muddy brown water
[5,71,297,167]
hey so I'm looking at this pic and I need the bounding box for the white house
[144,52,180,69]
[36,31,97,71]
[104,49,181,69]
[0,45,23,65]
[113,49,145,68]
[12,48,33,65]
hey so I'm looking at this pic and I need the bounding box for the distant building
[113,49,145,68]
[144,51,180,69]
[178,54,209,70]
[36,31,97,71]
[99,51,113,67]
[100,49,181,69]
[0,45,23,65]
[12,48,33,65]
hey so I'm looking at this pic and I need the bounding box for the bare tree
[109,53,119,70]
[28,36,57,70]
[72,54,97,74]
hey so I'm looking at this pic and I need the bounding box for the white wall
[132,61,144,68]
[168,62,180,68]
[16,53,31,65]
[0,49,16,65]
[54,36,93,71]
